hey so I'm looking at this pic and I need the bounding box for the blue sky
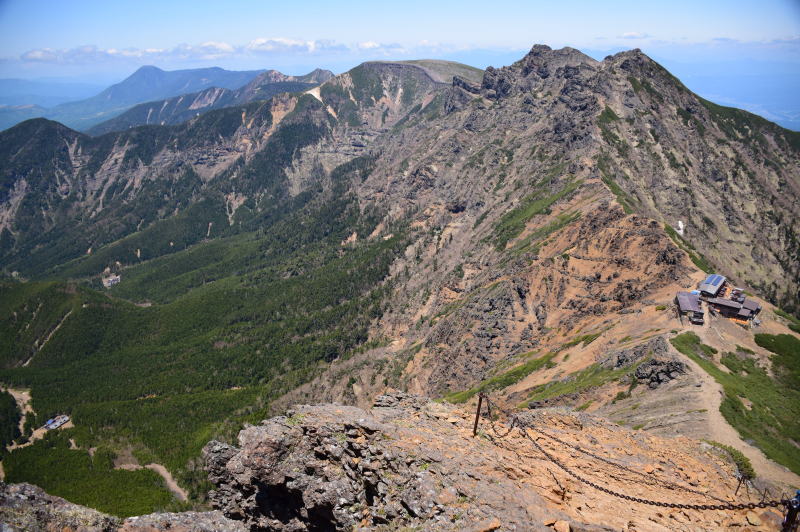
[1,0,799,127]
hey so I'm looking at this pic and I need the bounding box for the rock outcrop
[634,357,687,388]
[0,482,245,532]
[598,336,670,369]
[0,482,120,531]
[203,392,562,531]
[597,336,686,388]
[202,392,781,531]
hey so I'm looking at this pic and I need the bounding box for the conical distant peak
[133,65,163,75]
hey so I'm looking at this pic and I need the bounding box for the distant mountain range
[88,68,334,135]
[0,65,265,131]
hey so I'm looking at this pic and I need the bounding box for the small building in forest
[44,415,69,430]
[102,274,121,288]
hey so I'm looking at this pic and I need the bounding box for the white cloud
[620,32,650,39]
[21,48,59,62]
[21,45,165,63]
[246,37,332,54]
[17,37,414,66]
[200,41,234,53]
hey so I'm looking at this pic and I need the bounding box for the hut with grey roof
[676,291,704,324]
[698,274,727,297]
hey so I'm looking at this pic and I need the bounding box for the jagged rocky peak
[517,44,599,70]
[480,44,599,99]
[599,47,686,95]
[604,47,664,73]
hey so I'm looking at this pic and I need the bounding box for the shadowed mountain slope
[87,68,334,135]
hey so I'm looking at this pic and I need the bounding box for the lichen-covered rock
[0,482,245,532]
[120,511,246,531]
[0,482,120,532]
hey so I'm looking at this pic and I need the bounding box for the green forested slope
[0,153,406,511]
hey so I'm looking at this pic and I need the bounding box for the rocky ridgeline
[0,391,785,531]
[0,482,244,531]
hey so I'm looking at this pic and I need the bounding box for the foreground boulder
[0,482,245,532]
[204,392,566,531]
[0,482,119,532]
[203,391,778,531]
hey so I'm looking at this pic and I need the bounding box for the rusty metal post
[472,393,484,437]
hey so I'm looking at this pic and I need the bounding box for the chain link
[484,394,723,500]
[485,397,517,439]
[477,394,789,512]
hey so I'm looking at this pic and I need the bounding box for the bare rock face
[0,482,120,532]
[0,482,245,532]
[597,336,686,388]
[120,511,247,531]
[204,392,565,531]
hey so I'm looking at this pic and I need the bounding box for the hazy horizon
[1,0,798,128]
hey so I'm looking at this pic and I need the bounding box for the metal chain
[477,394,789,511]
[530,421,731,504]
[519,425,786,511]
[483,396,727,502]
[484,396,517,439]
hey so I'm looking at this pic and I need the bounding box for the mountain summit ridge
[87,67,334,135]
[0,65,265,132]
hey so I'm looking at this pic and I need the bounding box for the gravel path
[115,462,188,501]
[680,354,800,487]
